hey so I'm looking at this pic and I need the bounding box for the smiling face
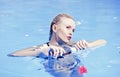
[53,17,76,43]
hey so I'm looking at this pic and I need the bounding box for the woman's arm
[88,39,107,48]
[8,44,66,57]
[8,44,50,57]
[8,39,107,57]
[73,39,107,50]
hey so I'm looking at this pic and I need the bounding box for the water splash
[71,47,91,58]
[75,21,81,26]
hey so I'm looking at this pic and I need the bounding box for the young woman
[8,14,107,77]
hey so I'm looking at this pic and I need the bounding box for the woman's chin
[64,40,70,43]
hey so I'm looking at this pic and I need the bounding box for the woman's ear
[52,24,57,32]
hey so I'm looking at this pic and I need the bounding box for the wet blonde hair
[49,13,74,40]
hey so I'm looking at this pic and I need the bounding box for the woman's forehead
[59,17,76,26]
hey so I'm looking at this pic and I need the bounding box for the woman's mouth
[67,36,72,40]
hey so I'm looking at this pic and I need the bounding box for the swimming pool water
[0,0,120,77]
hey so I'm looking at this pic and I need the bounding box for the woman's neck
[49,36,66,46]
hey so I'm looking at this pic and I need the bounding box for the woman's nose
[69,31,73,35]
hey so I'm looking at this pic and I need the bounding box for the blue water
[0,0,120,77]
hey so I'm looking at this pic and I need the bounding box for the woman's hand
[74,39,107,50]
[48,45,66,58]
[74,40,89,50]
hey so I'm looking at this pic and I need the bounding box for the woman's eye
[72,29,75,32]
[66,26,75,32]
[66,26,71,29]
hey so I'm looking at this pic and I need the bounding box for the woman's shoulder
[35,42,49,48]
